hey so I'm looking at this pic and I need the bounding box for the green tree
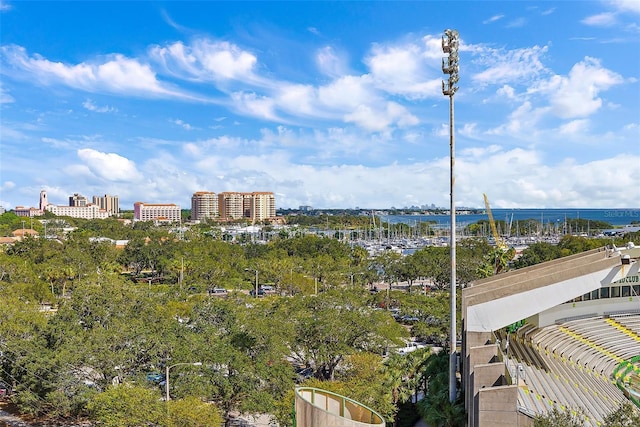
[514,242,562,269]
[533,407,584,427]
[279,291,406,380]
[167,396,223,427]
[88,384,166,427]
[416,351,465,427]
[602,403,640,427]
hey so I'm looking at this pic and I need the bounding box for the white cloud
[609,0,640,14]
[316,46,347,77]
[317,75,375,111]
[365,37,442,99]
[1,45,188,98]
[496,85,517,100]
[172,118,195,130]
[483,14,505,24]
[1,181,15,191]
[0,83,14,103]
[82,99,117,113]
[0,1,11,12]
[487,101,548,135]
[77,148,142,182]
[558,119,590,135]
[582,12,617,26]
[472,45,549,86]
[344,102,418,132]
[541,57,623,119]
[230,91,279,121]
[506,18,527,28]
[149,39,257,82]
[276,84,317,116]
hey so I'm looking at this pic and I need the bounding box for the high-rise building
[250,192,276,222]
[191,191,218,221]
[133,202,181,222]
[217,191,275,222]
[218,192,245,220]
[92,194,119,216]
[69,193,89,207]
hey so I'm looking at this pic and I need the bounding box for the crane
[483,193,507,250]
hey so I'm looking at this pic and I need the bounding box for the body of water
[382,208,640,228]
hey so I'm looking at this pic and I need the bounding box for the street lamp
[165,362,202,401]
[245,268,259,297]
[442,28,459,404]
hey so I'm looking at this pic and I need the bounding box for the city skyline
[1,1,639,210]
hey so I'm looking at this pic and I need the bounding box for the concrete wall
[477,385,519,427]
[295,387,385,427]
[467,344,505,427]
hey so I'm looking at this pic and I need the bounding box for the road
[0,405,31,427]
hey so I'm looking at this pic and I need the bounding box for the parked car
[146,373,165,384]
[249,289,265,297]
[399,314,420,324]
[396,341,426,355]
[295,367,314,383]
[208,287,228,296]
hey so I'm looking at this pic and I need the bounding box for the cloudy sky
[1,1,638,210]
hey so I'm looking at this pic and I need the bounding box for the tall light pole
[245,268,259,297]
[165,362,202,401]
[442,28,459,404]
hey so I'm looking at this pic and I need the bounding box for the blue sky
[1,1,638,210]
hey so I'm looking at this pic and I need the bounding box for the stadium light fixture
[442,28,459,404]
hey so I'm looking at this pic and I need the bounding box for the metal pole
[449,90,457,404]
[255,270,259,297]
[442,28,459,404]
[165,364,170,401]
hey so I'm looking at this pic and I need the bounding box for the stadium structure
[294,387,386,426]
[462,243,640,426]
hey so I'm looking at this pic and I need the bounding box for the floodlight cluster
[442,29,460,96]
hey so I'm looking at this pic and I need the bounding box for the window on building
[611,286,620,298]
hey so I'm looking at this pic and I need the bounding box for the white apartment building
[46,204,110,220]
[41,190,109,219]
[191,191,218,221]
[134,202,181,223]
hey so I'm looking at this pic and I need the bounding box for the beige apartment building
[250,191,276,222]
[133,202,181,223]
[216,191,275,222]
[92,194,119,216]
[191,191,218,221]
